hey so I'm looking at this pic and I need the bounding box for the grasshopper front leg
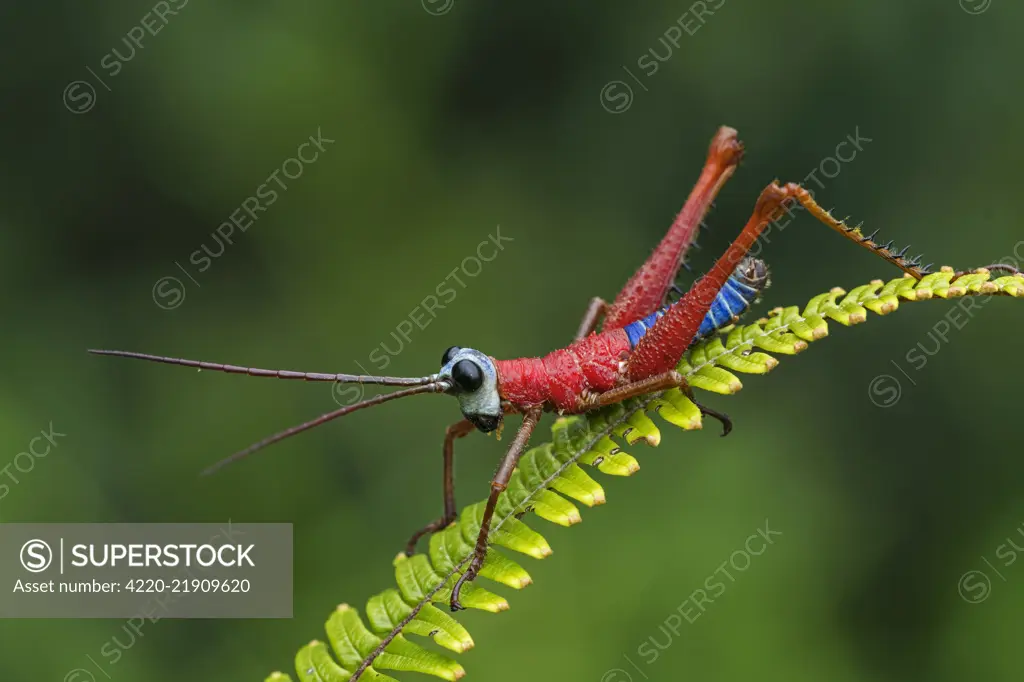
[403,419,475,556]
[449,407,542,611]
[405,294,614,556]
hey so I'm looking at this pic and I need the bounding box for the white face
[438,346,502,432]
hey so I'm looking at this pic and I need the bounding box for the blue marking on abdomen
[624,269,765,349]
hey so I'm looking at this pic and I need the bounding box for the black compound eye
[441,346,461,366]
[451,359,483,392]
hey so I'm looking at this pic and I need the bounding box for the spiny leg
[789,187,931,279]
[574,296,609,340]
[450,407,543,611]
[602,126,745,330]
[404,419,475,556]
[625,182,799,381]
[622,179,943,430]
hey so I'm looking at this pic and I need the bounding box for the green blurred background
[2,0,1023,680]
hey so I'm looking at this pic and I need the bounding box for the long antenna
[199,382,449,476]
[87,349,436,386]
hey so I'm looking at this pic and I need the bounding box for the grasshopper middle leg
[586,371,732,436]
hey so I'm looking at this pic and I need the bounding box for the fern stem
[271,267,1024,682]
[349,415,625,681]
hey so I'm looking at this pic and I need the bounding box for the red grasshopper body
[494,330,632,411]
[484,128,748,417]
[90,126,931,611]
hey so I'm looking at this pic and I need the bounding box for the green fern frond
[267,267,1024,682]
